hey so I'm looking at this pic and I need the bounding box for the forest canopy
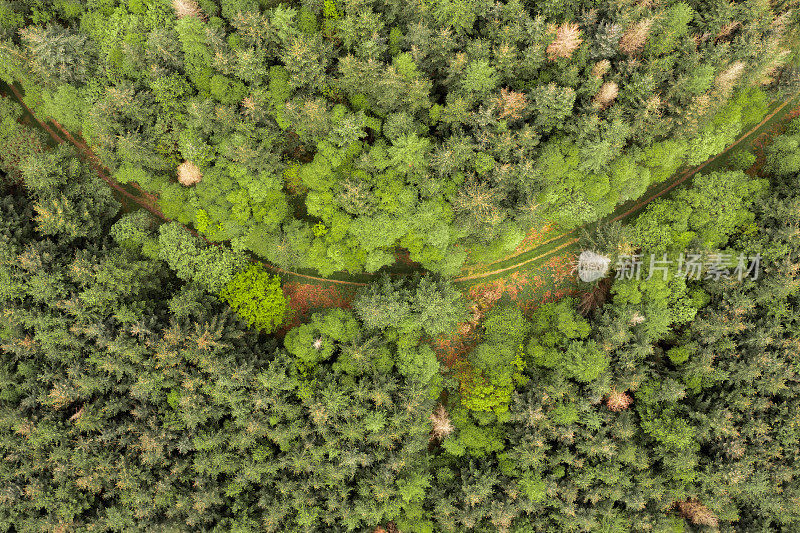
[0,0,798,275]
[2,0,800,531]
[4,103,800,531]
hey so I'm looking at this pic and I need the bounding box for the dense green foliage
[3,116,800,530]
[111,212,290,331]
[455,304,529,414]
[0,189,436,530]
[157,220,246,293]
[423,119,800,532]
[3,1,800,531]
[0,94,43,180]
[219,263,288,333]
[0,0,797,276]
[354,272,469,337]
[0,130,437,531]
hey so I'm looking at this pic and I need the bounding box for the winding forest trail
[235,90,800,289]
[5,84,800,292]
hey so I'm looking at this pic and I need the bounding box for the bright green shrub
[442,408,506,457]
[458,349,526,414]
[687,89,769,165]
[158,183,191,222]
[667,342,696,365]
[460,306,530,414]
[219,264,288,333]
[112,162,150,185]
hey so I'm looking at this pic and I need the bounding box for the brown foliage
[771,11,793,36]
[452,181,503,226]
[278,282,356,334]
[433,317,480,368]
[47,383,75,410]
[715,21,740,43]
[547,23,583,60]
[645,94,662,116]
[69,406,85,422]
[578,276,612,315]
[429,405,455,441]
[619,19,652,55]
[172,0,206,20]
[593,81,619,110]
[241,95,256,112]
[682,93,713,135]
[605,388,633,411]
[629,311,645,326]
[177,161,203,186]
[676,499,719,528]
[496,88,528,120]
[591,59,611,78]
[714,61,745,94]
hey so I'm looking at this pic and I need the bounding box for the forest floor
[5,84,800,340]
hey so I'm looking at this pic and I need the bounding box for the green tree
[353,273,468,337]
[219,264,288,333]
[19,24,93,85]
[157,222,245,293]
[41,83,85,131]
[531,83,576,133]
